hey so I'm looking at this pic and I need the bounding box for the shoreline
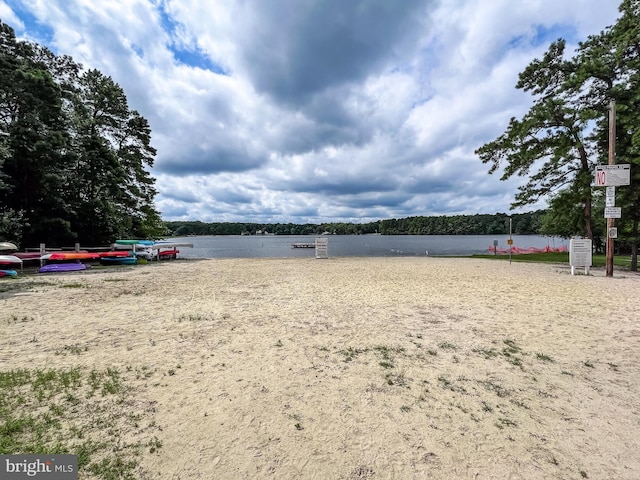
[2,257,639,479]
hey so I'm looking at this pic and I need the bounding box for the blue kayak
[99,256,138,266]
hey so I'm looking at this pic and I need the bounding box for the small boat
[157,249,179,259]
[14,252,44,261]
[99,256,138,266]
[115,239,155,246]
[0,269,18,278]
[0,255,23,266]
[0,242,18,251]
[98,251,134,258]
[151,242,193,249]
[48,252,100,261]
[38,263,88,273]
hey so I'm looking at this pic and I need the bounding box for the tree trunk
[578,144,593,240]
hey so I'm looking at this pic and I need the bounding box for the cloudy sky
[1,0,621,223]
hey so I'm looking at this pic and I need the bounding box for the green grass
[472,252,632,268]
[0,367,161,479]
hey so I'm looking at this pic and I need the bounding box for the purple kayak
[38,263,88,273]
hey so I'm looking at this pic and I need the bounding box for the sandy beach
[1,257,639,479]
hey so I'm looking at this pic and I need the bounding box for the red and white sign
[594,164,630,187]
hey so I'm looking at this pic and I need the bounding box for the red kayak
[158,249,179,257]
[48,252,100,261]
[98,251,134,258]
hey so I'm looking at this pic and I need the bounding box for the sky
[0,0,622,224]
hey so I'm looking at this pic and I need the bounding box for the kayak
[14,252,43,260]
[0,242,18,251]
[48,252,100,261]
[99,251,134,258]
[0,269,18,278]
[99,256,138,265]
[115,239,155,245]
[151,242,193,249]
[39,263,88,273]
[0,255,22,265]
[158,249,180,258]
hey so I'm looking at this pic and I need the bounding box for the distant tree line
[0,21,164,247]
[164,211,544,237]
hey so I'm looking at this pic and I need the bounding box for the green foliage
[477,2,640,268]
[0,20,162,247]
[164,211,545,236]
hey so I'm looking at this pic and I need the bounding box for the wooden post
[606,100,616,277]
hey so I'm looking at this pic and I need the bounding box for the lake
[167,235,568,259]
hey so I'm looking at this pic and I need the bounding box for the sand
[1,257,639,479]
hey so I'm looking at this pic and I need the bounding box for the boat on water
[38,263,88,273]
[0,269,18,278]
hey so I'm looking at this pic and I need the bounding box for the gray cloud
[5,0,621,223]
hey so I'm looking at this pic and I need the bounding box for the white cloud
[4,0,621,223]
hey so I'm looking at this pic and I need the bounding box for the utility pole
[606,100,616,277]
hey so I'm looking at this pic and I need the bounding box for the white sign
[604,207,622,219]
[315,237,328,259]
[594,164,631,187]
[570,239,592,275]
[608,227,618,239]
[606,187,616,207]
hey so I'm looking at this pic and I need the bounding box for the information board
[569,239,592,275]
[604,207,622,219]
[315,237,328,259]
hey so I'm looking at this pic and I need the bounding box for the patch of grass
[495,417,518,429]
[472,347,499,359]
[536,353,554,363]
[607,362,619,371]
[385,371,408,387]
[438,341,457,350]
[60,282,86,289]
[471,252,631,268]
[176,314,211,322]
[0,367,161,478]
[478,379,510,398]
[4,314,35,325]
[55,344,87,356]
[339,346,368,362]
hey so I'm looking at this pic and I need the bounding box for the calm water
[167,235,568,259]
